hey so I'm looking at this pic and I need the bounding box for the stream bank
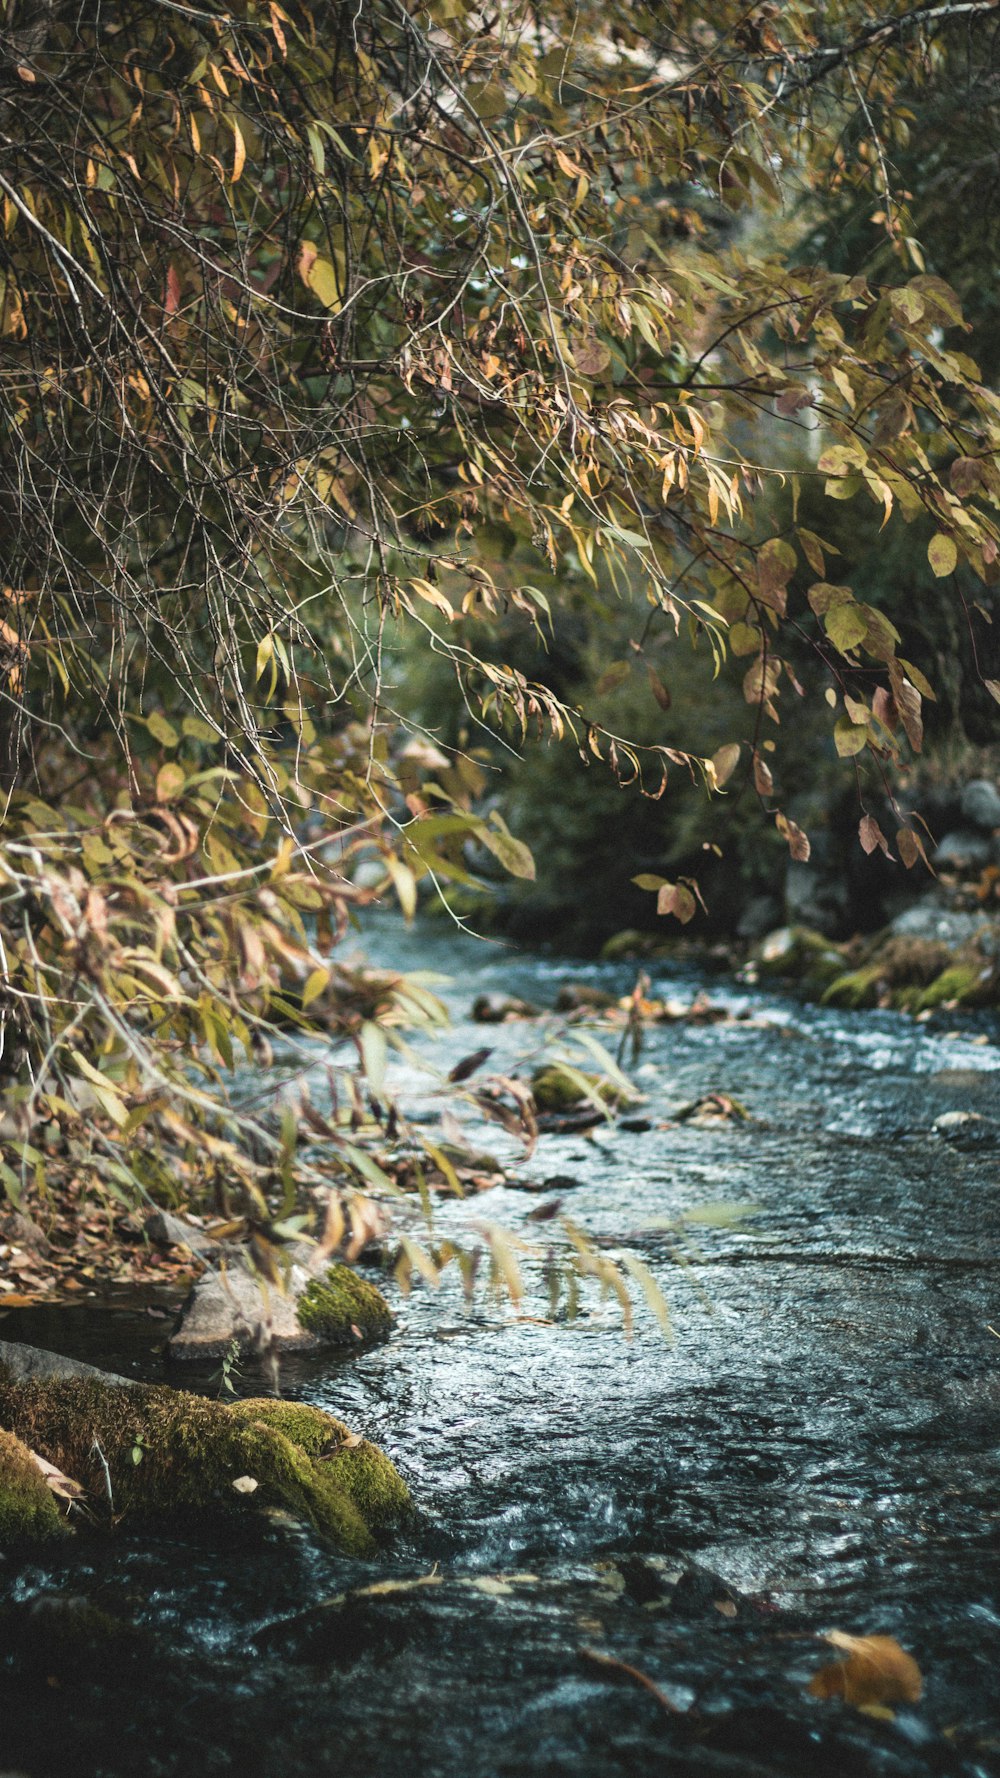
[1,918,999,1776]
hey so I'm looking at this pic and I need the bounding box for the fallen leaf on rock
[232,1475,259,1494]
[808,1632,922,1707]
[30,1451,86,1505]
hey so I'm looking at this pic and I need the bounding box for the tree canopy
[1,0,998,1239]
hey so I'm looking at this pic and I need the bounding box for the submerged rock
[553,982,619,1013]
[0,1362,409,1554]
[168,1258,392,1361]
[471,992,541,1022]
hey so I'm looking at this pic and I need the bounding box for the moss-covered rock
[297,1263,393,1346]
[858,934,956,988]
[0,1371,408,1555]
[753,925,846,989]
[914,964,985,1011]
[820,965,885,1010]
[0,1427,70,1544]
[530,1064,625,1113]
[598,929,664,961]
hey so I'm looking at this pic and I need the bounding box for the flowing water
[2,918,1000,1777]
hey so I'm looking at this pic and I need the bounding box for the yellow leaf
[156,762,186,802]
[301,966,330,1009]
[305,255,341,311]
[408,577,455,620]
[710,743,741,788]
[808,1633,922,1708]
[928,533,957,578]
[231,119,246,184]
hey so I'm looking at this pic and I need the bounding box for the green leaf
[477,814,535,881]
[834,716,868,757]
[824,604,869,653]
[146,712,179,748]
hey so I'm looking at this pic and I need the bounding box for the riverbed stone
[961,778,1000,831]
[168,1257,392,1360]
[168,1261,319,1359]
[0,1212,50,1255]
[933,827,992,870]
[752,925,845,988]
[889,902,1000,953]
[735,893,782,941]
[144,1210,218,1256]
[471,992,541,1022]
[784,858,850,935]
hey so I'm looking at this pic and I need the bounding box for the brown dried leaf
[29,1451,86,1503]
[808,1632,922,1707]
[859,815,891,858]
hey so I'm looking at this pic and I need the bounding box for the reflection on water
[2,915,1000,1776]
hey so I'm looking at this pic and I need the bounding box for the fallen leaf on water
[579,1646,685,1715]
[808,1632,922,1707]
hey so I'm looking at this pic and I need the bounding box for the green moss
[531,1064,624,1112]
[753,926,845,988]
[598,930,661,961]
[0,1372,407,1555]
[820,965,884,1010]
[321,1440,411,1532]
[859,934,956,987]
[297,1263,393,1345]
[0,1427,70,1544]
[915,965,983,1011]
[229,1397,350,1455]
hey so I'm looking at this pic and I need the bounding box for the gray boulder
[0,1341,135,1387]
[784,859,849,935]
[736,894,782,941]
[933,828,992,870]
[144,1211,218,1257]
[890,902,1000,955]
[167,1260,320,1360]
[961,778,1000,832]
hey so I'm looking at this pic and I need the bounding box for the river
[2,917,999,1777]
